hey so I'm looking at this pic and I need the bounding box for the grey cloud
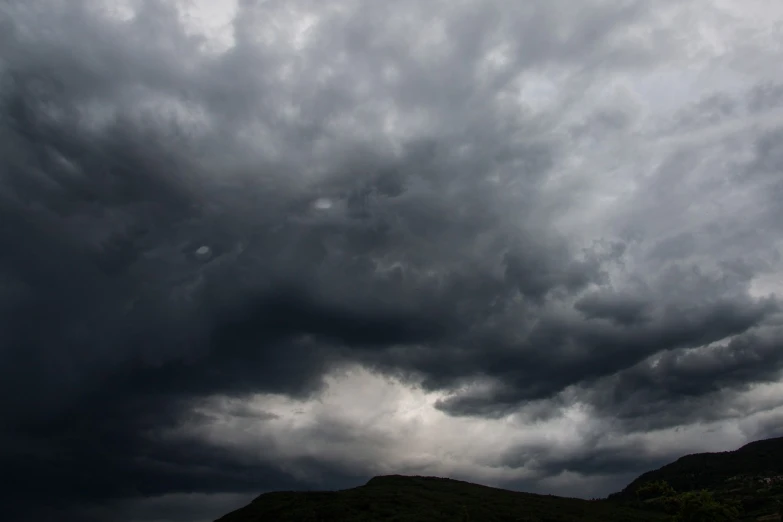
[2,0,783,520]
[574,291,651,326]
[568,107,636,143]
[753,413,783,442]
[429,262,778,416]
[503,442,673,478]
[671,92,739,132]
[748,82,783,113]
[588,327,783,428]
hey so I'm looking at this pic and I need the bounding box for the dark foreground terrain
[216,475,666,522]
[216,436,783,521]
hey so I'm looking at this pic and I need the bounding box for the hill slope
[608,435,783,520]
[215,436,783,521]
[215,475,666,522]
[611,436,783,498]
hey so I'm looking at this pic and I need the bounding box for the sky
[2,0,783,520]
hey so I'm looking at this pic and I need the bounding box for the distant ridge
[215,435,783,521]
[215,473,663,521]
[609,435,783,500]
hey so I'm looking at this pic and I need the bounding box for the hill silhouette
[215,436,783,521]
[610,436,783,498]
[215,475,666,521]
[609,435,783,520]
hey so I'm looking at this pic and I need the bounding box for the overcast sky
[2,0,783,520]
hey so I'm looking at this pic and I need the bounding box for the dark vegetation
[216,436,783,521]
[216,475,667,522]
[610,436,783,521]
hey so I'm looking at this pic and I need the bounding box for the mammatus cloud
[2,0,783,520]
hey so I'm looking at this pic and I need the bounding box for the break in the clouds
[2,0,783,520]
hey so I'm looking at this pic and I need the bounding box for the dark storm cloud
[503,441,672,478]
[0,1,591,516]
[587,326,783,427]
[428,264,778,417]
[574,290,651,326]
[2,0,783,520]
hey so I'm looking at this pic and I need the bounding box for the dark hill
[608,435,783,520]
[215,474,666,522]
[610,436,783,500]
[215,436,783,521]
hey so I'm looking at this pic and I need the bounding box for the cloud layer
[2,0,783,520]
